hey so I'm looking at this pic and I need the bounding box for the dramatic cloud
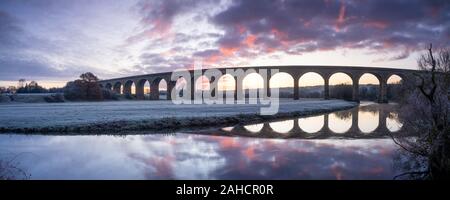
[0,10,24,48]
[0,0,139,83]
[124,0,449,74]
[209,0,449,58]
[0,58,92,81]
[0,0,449,86]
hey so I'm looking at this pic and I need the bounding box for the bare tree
[80,72,99,83]
[18,79,26,89]
[392,44,450,179]
[0,153,30,180]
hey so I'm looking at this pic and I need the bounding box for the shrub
[44,93,65,103]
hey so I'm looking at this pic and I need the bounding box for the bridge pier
[234,77,238,100]
[167,81,176,100]
[293,74,300,100]
[352,77,360,102]
[379,78,388,103]
[378,108,388,133]
[190,77,195,100]
[261,122,274,133]
[150,83,159,100]
[136,81,145,100]
[324,78,330,100]
[321,114,331,134]
[349,108,360,133]
[231,74,244,101]
[290,119,301,134]
[210,76,217,99]
[265,70,271,98]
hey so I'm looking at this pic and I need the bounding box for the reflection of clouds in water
[204,137,399,179]
[120,135,227,179]
[269,120,294,134]
[244,123,263,133]
[358,110,379,133]
[0,134,402,180]
[0,135,145,179]
[299,115,324,133]
[0,135,227,179]
[166,136,226,179]
[329,113,352,133]
[386,112,403,132]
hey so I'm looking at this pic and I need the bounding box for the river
[0,102,410,180]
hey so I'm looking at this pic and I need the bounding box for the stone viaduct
[98,65,418,103]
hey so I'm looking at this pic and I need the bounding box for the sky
[0,0,449,88]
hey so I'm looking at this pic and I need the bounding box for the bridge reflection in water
[207,103,404,139]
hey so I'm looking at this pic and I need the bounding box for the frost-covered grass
[0,93,60,103]
[0,99,357,133]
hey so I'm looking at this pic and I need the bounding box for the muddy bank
[0,102,357,134]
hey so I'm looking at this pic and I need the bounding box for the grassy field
[0,99,357,133]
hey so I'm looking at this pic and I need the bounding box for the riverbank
[0,99,357,134]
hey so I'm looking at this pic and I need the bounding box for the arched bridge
[98,65,418,103]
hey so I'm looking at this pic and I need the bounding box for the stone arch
[195,75,211,92]
[144,80,151,99]
[387,73,406,83]
[299,115,324,133]
[328,72,353,84]
[244,123,264,133]
[105,83,112,90]
[269,120,294,134]
[113,82,122,94]
[386,74,404,102]
[386,111,403,132]
[136,79,149,100]
[358,107,379,133]
[270,72,294,98]
[358,73,381,102]
[298,72,325,99]
[243,72,264,89]
[217,74,236,99]
[150,78,167,100]
[243,72,264,99]
[328,72,353,100]
[329,71,354,80]
[174,77,188,98]
[328,111,352,134]
[123,80,136,99]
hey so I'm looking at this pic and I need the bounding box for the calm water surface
[0,102,408,179]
